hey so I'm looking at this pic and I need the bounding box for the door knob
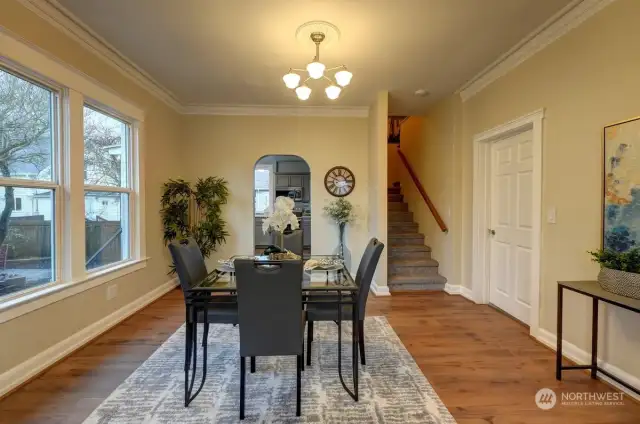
[488,229,496,236]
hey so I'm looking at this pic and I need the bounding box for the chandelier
[282,32,353,101]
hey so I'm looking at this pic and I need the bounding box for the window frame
[254,163,274,216]
[0,64,63,302]
[82,102,135,272]
[0,33,147,319]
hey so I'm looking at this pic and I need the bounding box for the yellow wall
[368,92,389,288]
[0,0,184,375]
[414,0,640,381]
[182,115,370,274]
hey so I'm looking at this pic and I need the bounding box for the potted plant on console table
[589,248,640,299]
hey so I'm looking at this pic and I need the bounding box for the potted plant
[323,198,356,269]
[262,196,299,250]
[161,177,229,273]
[589,248,640,299]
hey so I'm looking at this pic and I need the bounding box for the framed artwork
[603,116,640,251]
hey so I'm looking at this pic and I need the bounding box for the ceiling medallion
[283,24,352,101]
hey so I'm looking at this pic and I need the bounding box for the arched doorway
[253,155,311,256]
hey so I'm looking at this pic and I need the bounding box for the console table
[556,281,640,395]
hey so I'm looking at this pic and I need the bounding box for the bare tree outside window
[0,69,52,247]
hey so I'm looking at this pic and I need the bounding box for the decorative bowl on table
[217,255,254,271]
[304,257,344,272]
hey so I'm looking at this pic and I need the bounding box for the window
[0,68,58,298]
[83,106,131,270]
[254,164,273,215]
[0,36,145,310]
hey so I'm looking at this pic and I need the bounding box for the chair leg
[250,356,256,373]
[240,356,245,420]
[306,321,313,366]
[296,355,302,417]
[202,322,209,348]
[358,319,366,366]
[301,341,305,372]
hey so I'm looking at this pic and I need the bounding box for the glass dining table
[183,255,361,406]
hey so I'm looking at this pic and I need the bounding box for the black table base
[556,282,640,396]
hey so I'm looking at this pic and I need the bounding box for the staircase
[387,186,446,292]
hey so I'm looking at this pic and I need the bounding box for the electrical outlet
[106,284,117,300]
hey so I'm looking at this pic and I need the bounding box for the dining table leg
[352,295,359,401]
[337,295,359,401]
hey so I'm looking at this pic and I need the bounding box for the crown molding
[15,0,183,112]
[182,104,369,118]
[458,0,617,102]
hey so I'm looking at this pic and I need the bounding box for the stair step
[389,259,441,276]
[388,202,408,212]
[389,233,424,245]
[388,193,404,202]
[388,226,419,235]
[387,186,401,195]
[389,245,432,260]
[388,211,413,222]
[388,221,418,230]
[388,275,447,292]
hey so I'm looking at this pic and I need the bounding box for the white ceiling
[55,0,574,114]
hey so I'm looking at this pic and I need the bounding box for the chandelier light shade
[283,71,301,89]
[283,30,352,100]
[306,61,326,79]
[295,85,312,100]
[325,85,341,100]
[335,69,353,87]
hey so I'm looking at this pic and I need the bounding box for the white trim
[0,258,149,324]
[83,184,132,193]
[182,104,369,118]
[14,0,182,112]
[0,277,178,398]
[471,109,544,338]
[444,283,476,302]
[370,280,391,296]
[459,0,617,101]
[536,328,640,401]
[1,8,370,116]
[0,27,144,121]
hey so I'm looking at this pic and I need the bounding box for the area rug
[83,316,456,423]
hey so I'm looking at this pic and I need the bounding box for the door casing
[471,109,544,338]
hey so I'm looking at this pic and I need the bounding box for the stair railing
[396,147,448,233]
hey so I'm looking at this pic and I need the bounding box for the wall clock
[324,166,355,197]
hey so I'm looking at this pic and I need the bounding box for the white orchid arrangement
[262,196,300,247]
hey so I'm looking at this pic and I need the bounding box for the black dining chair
[168,238,239,405]
[305,238,384,367]
[235,259,305,420]
[271,228,304,257]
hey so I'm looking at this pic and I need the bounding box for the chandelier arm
[325,65,344,72]
[303,76,312,83]
[291,68,306,72]
[321,75,334,83]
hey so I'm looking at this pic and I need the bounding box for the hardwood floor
[0,289,638,423]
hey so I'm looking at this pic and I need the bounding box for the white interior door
[489,130,534,324]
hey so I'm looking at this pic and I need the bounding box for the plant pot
[597,267,640,300]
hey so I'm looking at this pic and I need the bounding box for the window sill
[0,257,150,324]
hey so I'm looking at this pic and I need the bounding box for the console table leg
[556,285,563,380]
[591,297,599,379]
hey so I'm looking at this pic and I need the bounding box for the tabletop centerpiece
[589,248,640,299]
[323,198,356,270]
[262,196,300,256]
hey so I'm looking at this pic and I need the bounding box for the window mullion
[63,89,87,282]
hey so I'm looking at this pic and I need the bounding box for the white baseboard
[370,280,391,296]
[0,278,178,398]
[536,328,640,401]
[444,283,475,302]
